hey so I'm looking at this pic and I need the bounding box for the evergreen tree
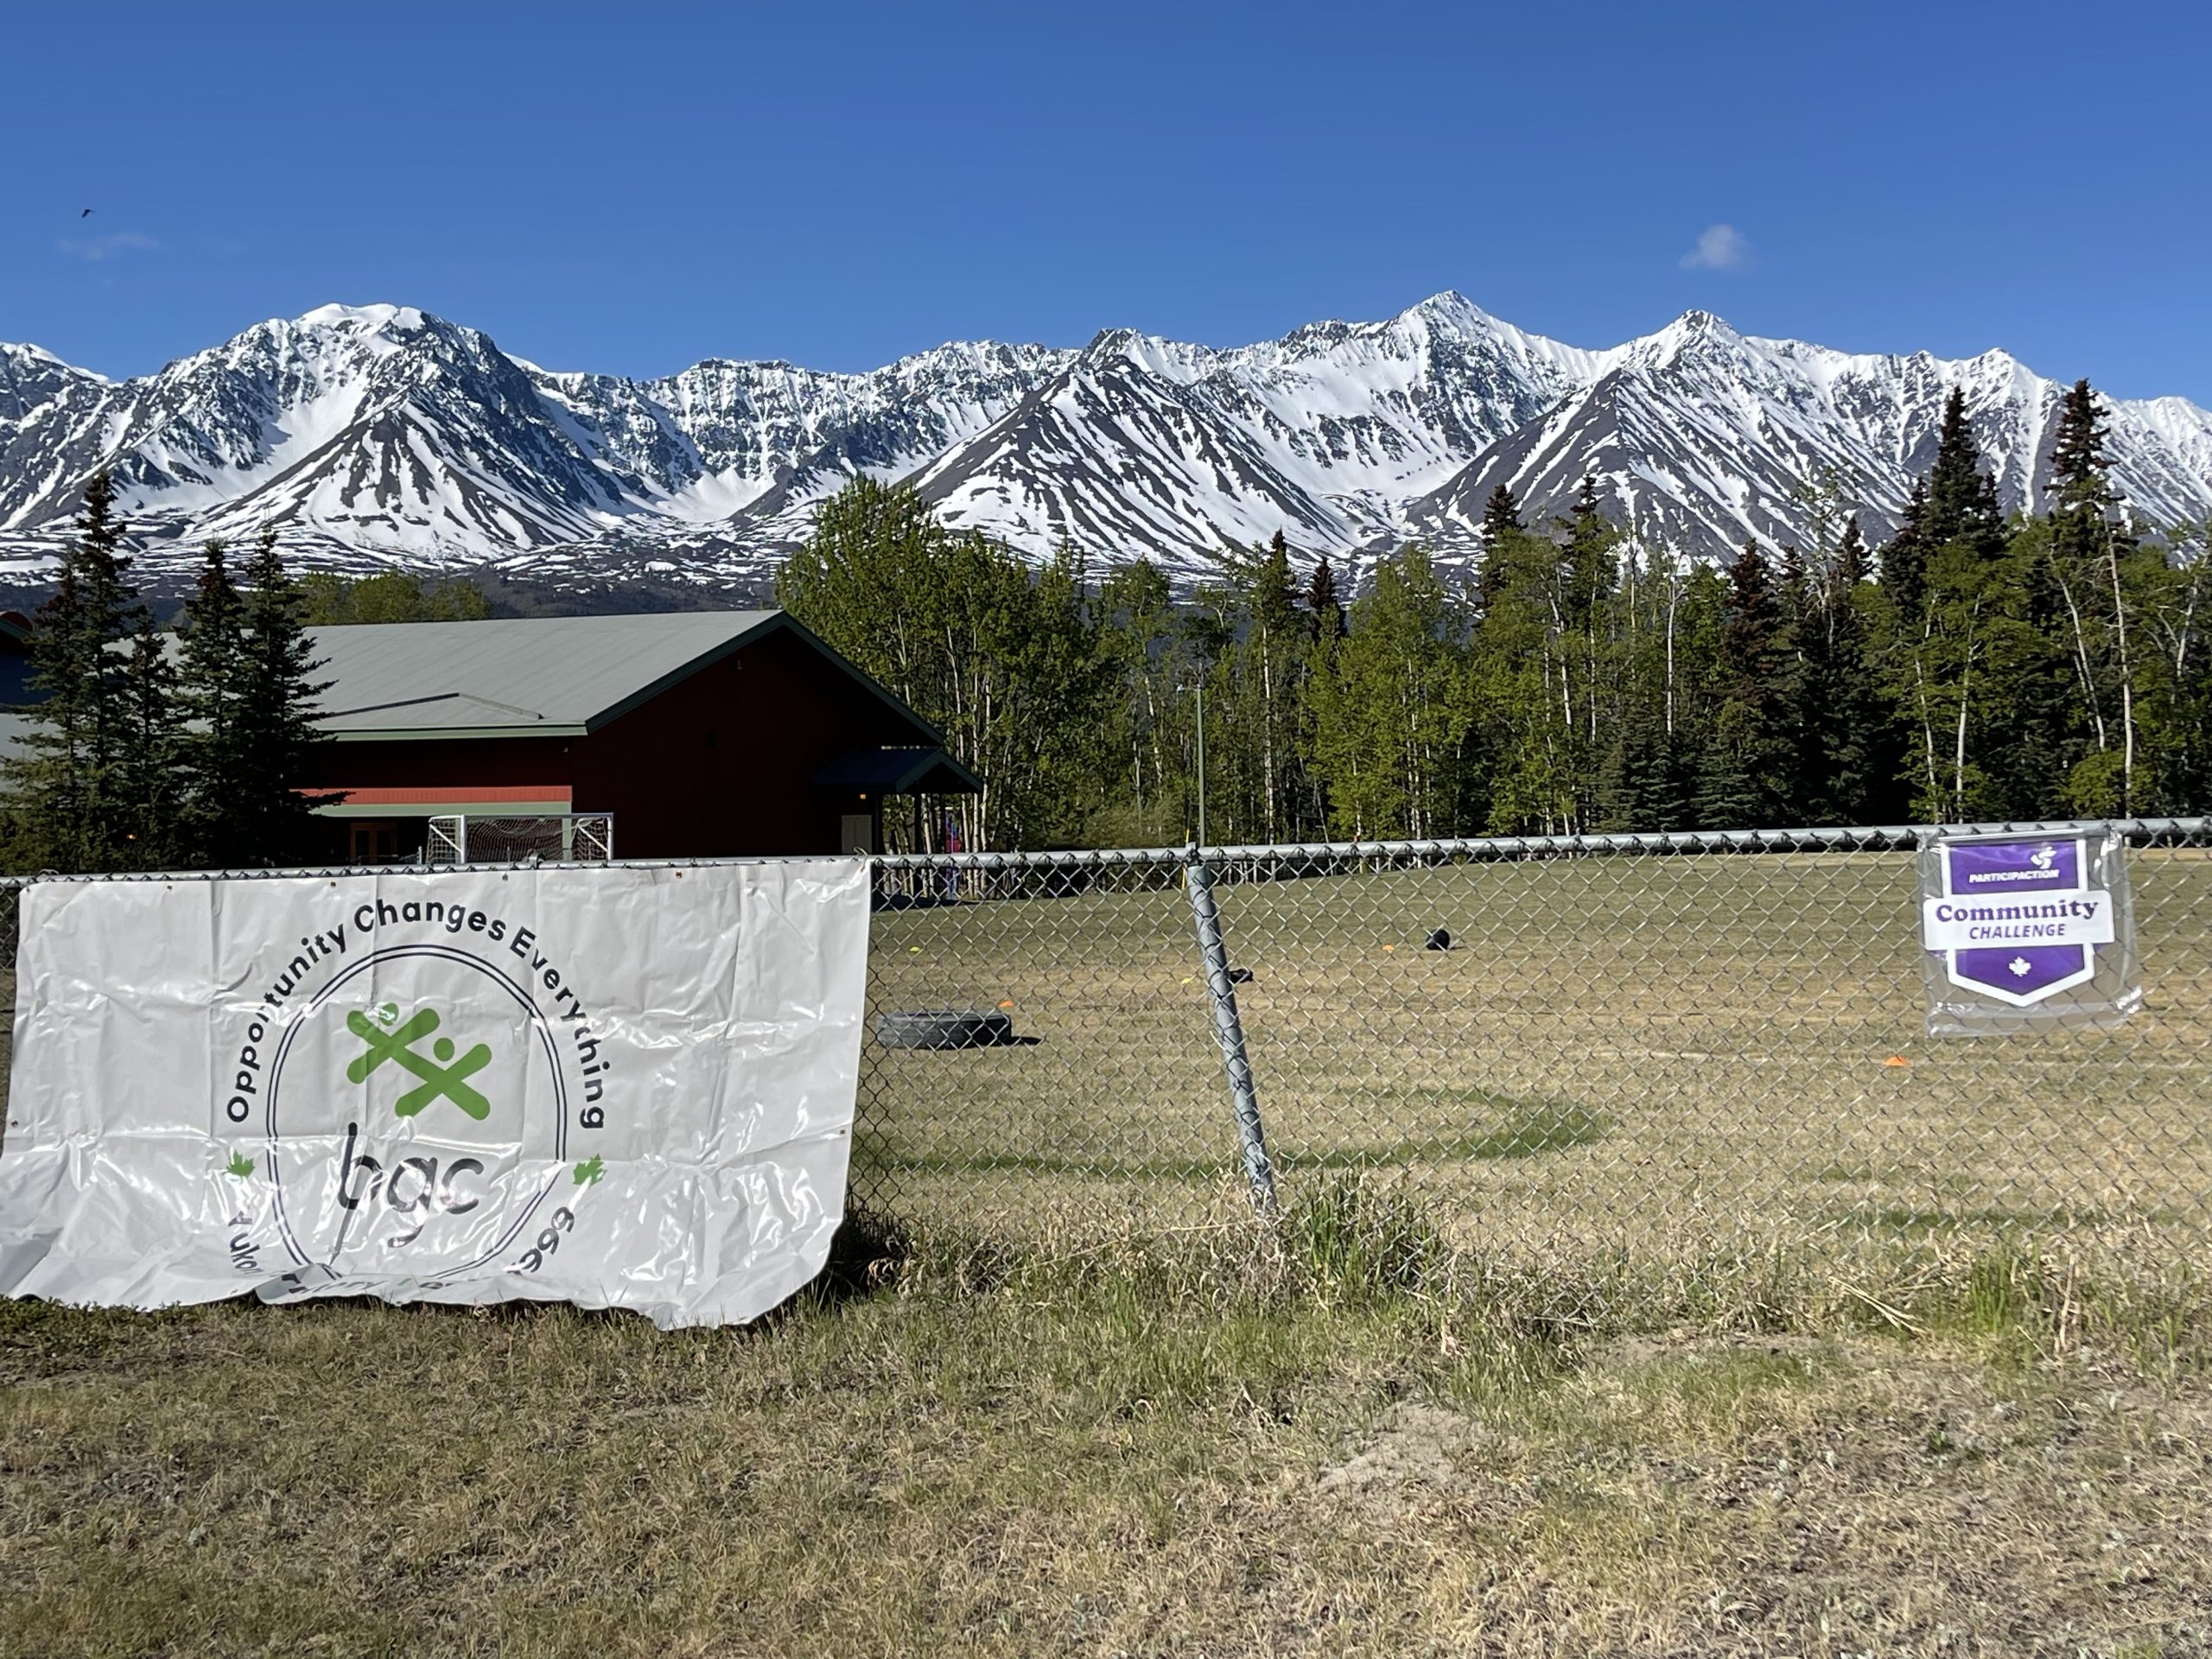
[175,538,250,861]
[1790,515,1897,823]
[1193,533,1312,842]
[1921,387,2005,558]
[1694,543,1790,828]
[2042,378,2145,811]
[1304,553,1344,644]
[1474,482,1526,613]
[224,526,337,866]
[1881,480,1932,622]
[2050,378,2119,512]
[114,608,186,865]
[1,473,173,870]
[1481,482,1524,540]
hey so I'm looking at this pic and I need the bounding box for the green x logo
[345,1004,494,1122]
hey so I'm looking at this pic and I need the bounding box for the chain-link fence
[3,821,2206,1296]
[859,820,2212,1283]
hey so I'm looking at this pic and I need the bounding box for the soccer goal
[424,813,614,866]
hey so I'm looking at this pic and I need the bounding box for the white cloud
[57,231,159,262]
[1679,224,1750,271]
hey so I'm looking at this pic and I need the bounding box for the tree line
[0,478,486,873]
[780,379,2212,849]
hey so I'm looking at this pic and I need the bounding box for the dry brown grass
[3,1210,2211,1658]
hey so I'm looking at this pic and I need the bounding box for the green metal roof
[309,610,945,747]
[811,745,986,794]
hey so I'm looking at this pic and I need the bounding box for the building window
[349,821,402,865]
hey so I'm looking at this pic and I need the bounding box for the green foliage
[218,528,339,866]
[296,569,492,625]
[21,402,2201,871]
[1310,544,1471,837]
[1694,543,1790,829]
[2,489,338,874]
[175,537,249,861]
[0,473,187,870]
[777,479,1115,850]
[787,388,2206,848]
[1284,1172,1448,1302]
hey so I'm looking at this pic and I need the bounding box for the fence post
[1184,849,1278,1214]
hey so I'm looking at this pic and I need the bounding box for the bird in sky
[79,207,91,217]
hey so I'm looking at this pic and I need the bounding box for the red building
[298,610,978,862]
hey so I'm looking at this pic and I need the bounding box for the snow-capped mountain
[2,296,2207,590]
[1404,311,2212,560]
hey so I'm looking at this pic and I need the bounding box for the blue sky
[7,0,2208,399]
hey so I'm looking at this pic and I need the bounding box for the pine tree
[1921,387,2005,558]
[1882,480,1932,621]
[175,538,251,861]
[1,473,168,870]
[1694,543,1789,828]
[1474,482,1526,613]
[1481,482,1524,540]
[1790,515,1897,823]
[115,609,185,864]
[2043,378,2144,811]
[225,526,337,866]
[2050,378,2119,513]
[1304,553,1344,645]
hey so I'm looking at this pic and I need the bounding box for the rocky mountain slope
[3,296,2206,589]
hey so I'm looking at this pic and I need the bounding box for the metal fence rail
[855,820,2212,1281]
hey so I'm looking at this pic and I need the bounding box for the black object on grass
[871,1008,1016,1049]
[1426,929,1452,950]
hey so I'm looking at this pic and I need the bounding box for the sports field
[5,851,2212,1655]
[857,847,2212,1274]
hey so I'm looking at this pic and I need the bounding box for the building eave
[326,724,588,743]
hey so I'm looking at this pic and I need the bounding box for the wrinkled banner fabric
[0,861,869,1330]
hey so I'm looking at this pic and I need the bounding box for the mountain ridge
[3,296,2208,589]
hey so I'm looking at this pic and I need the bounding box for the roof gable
[311,610,943,746]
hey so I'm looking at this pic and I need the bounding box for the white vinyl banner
[0,861,870,1330]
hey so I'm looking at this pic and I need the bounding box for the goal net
[424,814,614,866]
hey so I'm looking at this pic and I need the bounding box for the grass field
[4,846,2212,1654]
[858,848,2212,1277]
[5,1208,2212,1657]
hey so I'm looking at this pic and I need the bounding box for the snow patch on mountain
[0,295,2205,589]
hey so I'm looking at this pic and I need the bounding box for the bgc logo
[249,944,588,1275]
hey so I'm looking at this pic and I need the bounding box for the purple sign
[1936,838,2095,1007]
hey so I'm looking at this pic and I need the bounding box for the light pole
[1194,677,1207,850]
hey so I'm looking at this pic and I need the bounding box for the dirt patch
[1314,1400,1496,1518]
